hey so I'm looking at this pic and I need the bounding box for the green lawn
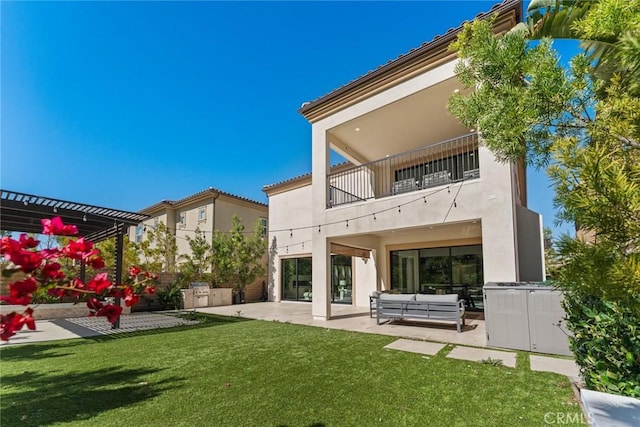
[0,314,583,426]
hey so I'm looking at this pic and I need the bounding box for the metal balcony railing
[327,133,479,207]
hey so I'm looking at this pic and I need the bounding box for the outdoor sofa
[370,292,466,333]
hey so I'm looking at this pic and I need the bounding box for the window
[260,218,268,236]
[135,225,143,243]
[177,212,186,228]
[390,244,483,309]
[198,207,206,222]
[281,257,312,302]
[153,217,159,227]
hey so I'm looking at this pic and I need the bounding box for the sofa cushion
[415,294,458,303]
[379,293,416,302]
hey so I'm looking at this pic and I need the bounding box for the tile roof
[263,162,351,193]
[140,187,267,214]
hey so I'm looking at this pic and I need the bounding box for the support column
[311,236,331,320]
[113,225,124,329]
[310,123,331,319]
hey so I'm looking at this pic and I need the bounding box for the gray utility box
[483,282,571,356]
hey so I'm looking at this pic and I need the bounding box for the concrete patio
[196,301,487,347]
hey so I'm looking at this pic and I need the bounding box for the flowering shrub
[0,217,157,341]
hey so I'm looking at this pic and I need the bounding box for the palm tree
[516,0,640,95]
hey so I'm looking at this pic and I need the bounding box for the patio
[196,301,487,347]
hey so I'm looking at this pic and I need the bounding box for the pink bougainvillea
[0,216,157,341]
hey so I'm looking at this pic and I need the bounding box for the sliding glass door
[390,245,483,309]
[331,255,353,304]
[390,250,420,294]
[281,257,312,302]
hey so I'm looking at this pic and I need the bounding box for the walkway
[197,301,487,347]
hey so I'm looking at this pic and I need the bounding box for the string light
[209,182,463,253]
[83,214,87,222]
[130,182,464,252]
[268,184,452,234]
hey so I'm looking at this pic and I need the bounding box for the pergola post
[112,225,124,329]
[79,259,86,283]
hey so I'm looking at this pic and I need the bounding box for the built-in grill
[189,282,210,308]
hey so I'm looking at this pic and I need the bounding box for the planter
[0,302,131,320]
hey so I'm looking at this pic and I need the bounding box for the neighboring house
[130,187,269,301]
[263,0,545,320]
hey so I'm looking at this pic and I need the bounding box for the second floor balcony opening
[328,133,479,208]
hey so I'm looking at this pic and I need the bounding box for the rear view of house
[264,0,545,320]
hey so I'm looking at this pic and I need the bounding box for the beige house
[264,0,545,320]
[130,187,268,301]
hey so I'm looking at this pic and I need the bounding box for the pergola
[0,189,149,327]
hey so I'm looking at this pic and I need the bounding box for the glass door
[281,257,312,302]
[331,255,353,304]
[390,250,420,294]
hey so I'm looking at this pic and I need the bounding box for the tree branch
[615,134,640,149]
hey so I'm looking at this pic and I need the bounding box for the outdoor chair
[421,170,450,188]
[392,178,418,195]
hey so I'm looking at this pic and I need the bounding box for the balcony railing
[328,133,479,207]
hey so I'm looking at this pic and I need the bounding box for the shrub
[157,282,183,310]
[563,291,640,397]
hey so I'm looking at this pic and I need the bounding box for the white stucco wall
[354,252,378,307]
[267,184,314,302]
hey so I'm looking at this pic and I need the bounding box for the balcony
[327,133,479,208]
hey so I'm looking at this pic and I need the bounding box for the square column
[311,236,331,320]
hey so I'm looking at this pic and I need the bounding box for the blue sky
[1,1,574,236]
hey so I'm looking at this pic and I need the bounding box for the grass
[0,313,583,426]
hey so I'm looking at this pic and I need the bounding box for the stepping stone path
[384,338,446,355]
[446,345,517,368]
[530,354,580,380]
[385,338,580,377]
